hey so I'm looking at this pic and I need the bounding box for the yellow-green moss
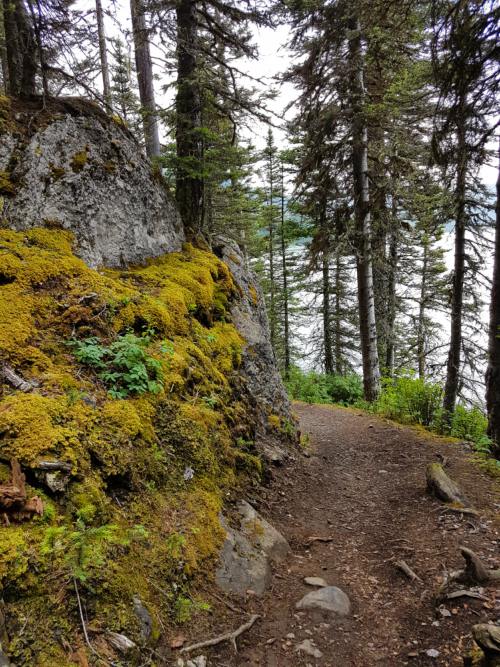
[0,170,15,196]
[0,227,258,663]
[70,149,88,172]
[49,164,65,182]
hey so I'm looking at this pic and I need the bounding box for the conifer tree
[432,0,499,423]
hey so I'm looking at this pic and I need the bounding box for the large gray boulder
[238,500,290,562]
[214,239,297,462]
[215,516,272,596]
[215,501,290,596]
[0,98,183,268]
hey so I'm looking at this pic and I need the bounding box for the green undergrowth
[287,367,498,473]
[0,228,267,665]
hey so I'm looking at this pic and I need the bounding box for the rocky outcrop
[0,98,183,268]
[214,239,296,463]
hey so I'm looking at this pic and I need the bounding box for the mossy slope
[0,228,263,665]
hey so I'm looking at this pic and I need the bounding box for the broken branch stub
[0,459,43,520]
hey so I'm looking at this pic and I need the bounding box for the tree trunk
[486,145,500,458]
[348,16,381,401]
[2,0,36,97]
[442,101,467,424]
[130,0,160,158]
[385,213,397,376]
[268,156,276,351]
[417,238,428,379]
[175,0,203,236]
[95,0,112,110]
[334,250,343,375]
[280,163,290,378]
[0,1,9,93]
[322,246,334,374]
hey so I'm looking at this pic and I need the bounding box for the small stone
[296,586,351,616]
[378,470,388,474]
[425,649,440,658]
[187,657,207,667]
[439,607,452,618]
[304,576,328,588]
[286,633,296,639]
[108,632,137,655]
[133,595,153,641]
[295,639,323,659]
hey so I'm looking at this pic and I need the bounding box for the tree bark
[348,16,381,401]
[130,0,160,158]
[417,238,428,379]
[334,251,343,375]
[2,0,36,97]
[280,163,290,378]
[175,0,203,236]
[442,96,467,424]
[267,153,276,350]
[385,221,397,376]
[95,0,112,110]
[0,0,9,93]
[322,246,333,374]
[486,144,500,458]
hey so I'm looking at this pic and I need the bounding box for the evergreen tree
[432,0,499,423]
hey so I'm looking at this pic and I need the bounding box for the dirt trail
[186,404,500,666]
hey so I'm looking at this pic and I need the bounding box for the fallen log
[426,462,467,505]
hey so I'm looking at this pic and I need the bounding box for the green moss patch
[0,228,260,665]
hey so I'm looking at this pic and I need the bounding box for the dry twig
[180,614,260,654]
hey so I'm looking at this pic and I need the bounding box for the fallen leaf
[170,634,186,649]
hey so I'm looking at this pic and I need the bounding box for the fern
[69,331,169,398]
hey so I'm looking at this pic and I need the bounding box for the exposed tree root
[437,547,500,604]
[471,624,500,667]
[180,614,260,654]
[394,560,423,584]
[459,547,500,584]
[426,462,468,506]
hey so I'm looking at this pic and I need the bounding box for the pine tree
[130,0,160,157]
[110,37,142,138]
[432,0,499,423]
[486,146,500,458]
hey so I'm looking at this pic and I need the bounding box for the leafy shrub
[323,373,363,405]
[372,374,443,427]
[284,366,363,405]
[450,405,489,447]
[69,331,166,398]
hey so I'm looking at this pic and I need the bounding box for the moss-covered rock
[0,227,288,665]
